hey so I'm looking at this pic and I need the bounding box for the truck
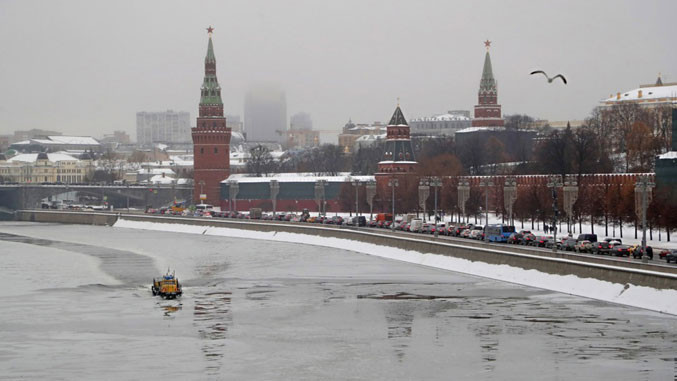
[249,208,262,219]
[376,213,393,222]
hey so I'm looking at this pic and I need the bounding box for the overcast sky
[1,0,675,141]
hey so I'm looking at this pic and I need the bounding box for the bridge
[0,184,194,210]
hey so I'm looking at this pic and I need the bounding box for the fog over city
[0,0,675,138]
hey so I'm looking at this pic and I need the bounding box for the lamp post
[563,175,579,234]
[198,180,205,204]
[388,178,399,231]
[418,178,430,222]
[270,180,279,217]
[503,177,517,226]
[314,180,327,216]
[546,175,564,252]
[479,179,494,241]
[352,179,360,217]
[227,180,239,212]
[366,180,377,220]
[635,175,655,263]
[457,179,470,224]
[430,177,442,224]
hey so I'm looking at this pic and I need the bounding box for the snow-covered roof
[149,174,176,184]
[411,113,471,122]
[7,153,79,163]
[223,172,375,184]
[10,136,100,146]
[603,84,677,103]
[455,127,503,133]
[355,134,386,142]
[138,168,175,175]
[658,151,677,159]
[46,136,100,145]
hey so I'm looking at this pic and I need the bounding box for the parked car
[612,244,632,257]
[521,233,536,246]
[533,236,553,247]
[574,240,593,253]
[577,233,598,243]
[559,238,577,251]
[469,229,483,240]
[604,238,622,245]
[507,232,523,244]
[593,241,612,255]
[665,250,677,264]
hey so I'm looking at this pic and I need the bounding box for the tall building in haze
[191,26,231,204]
[136,110,191,145]
[244,84,287,143]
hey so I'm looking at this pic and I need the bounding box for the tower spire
[200,28,222,106]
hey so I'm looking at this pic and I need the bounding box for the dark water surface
[0,222,675,380]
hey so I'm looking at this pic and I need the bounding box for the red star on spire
[484,40,491,50]
[207,26,214,35]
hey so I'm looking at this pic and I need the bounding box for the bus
[484,224,516,243]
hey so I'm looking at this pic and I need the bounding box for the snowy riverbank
[114,218,677,315]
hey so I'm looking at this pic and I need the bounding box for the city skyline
[1,0,675,139]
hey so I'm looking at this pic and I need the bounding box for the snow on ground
[114,218,677,315]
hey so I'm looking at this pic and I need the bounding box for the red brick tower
[471,40,505,127]
[192,26,231,204]
[375,103,418,189]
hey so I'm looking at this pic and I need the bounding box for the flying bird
[530,70,567,84]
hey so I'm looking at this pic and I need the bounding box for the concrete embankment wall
[15,210,677,291]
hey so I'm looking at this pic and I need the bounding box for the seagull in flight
[530,70,567,84]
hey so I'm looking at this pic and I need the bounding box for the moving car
[574,240,593,253]
[612,244,631,257]
[593,241,612,255]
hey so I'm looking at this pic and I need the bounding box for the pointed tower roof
[388,106,408,126]
[200,28,223,106]
[205,36,216,63]
[656,73,663,86]
[479,51,497,93]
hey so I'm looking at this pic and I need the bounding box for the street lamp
[388,178,399,231]
[457,179,470,223]
[418,178,430,222]
[503,177,517,226]
[366,180,377,220]
[563,175,579,234]
[546,175,564,252]
[352,179,360,218]
[314,180,327,216]
[227,180,239,212]
[198,180,206,204]
[635,175,655,263]
[430,177,442,224]
[479,178,494,241]
[270,180,279,217]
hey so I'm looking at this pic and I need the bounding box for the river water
[0,221,675,380]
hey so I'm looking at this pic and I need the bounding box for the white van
[409,218,423,232]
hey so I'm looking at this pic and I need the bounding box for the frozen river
[0,222,675,380]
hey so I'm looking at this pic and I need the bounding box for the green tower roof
[200,35,223,106]
[479,51,497,93]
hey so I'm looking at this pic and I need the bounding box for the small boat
[151,269,183,299]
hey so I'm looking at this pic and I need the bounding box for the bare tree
[247,144,275,177]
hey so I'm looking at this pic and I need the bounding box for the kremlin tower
[192,26,231,204]
[375,103,418,190]
[471,40,504,127]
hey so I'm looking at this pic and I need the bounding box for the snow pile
[114,219,677,315]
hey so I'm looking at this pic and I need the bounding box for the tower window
[200,148,204,154]
[214,147,218,154]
